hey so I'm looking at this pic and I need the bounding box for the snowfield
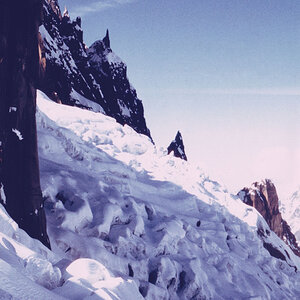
[0,91,300,299]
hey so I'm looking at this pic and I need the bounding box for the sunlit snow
[0,91,299,299]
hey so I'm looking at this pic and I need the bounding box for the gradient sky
[58,0,300,201]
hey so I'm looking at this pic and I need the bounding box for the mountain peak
[41,1,152,140]
[167,131,187,161]
[238,179,300,256]
[63,6,69,18]
[103,29,110,48]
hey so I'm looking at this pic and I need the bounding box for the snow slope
[0,203,63,299]
[282,188,300,245]
[34,91,300,299]
[0,202,142,299]
[0,90,300,299]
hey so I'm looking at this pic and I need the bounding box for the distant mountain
[238,179,300,257]
[167,131,187,161]
[281,187,300,245]
[40,0,152,140]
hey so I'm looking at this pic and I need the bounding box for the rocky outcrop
[0,0,50,248]
[87,31,152,139]
[40,0,152,140]
[167,131,187,161]
[238,179,300,257]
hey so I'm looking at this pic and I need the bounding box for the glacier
[0,90,299,299]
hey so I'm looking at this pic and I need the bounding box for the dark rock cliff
[40,0,152,140]
[167,131,187,161]
[238,179,300,257]
[0,0,50,248]
[87,31,151,138]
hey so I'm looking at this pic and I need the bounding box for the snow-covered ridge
[282,188,300,245]
[31,91,300,299]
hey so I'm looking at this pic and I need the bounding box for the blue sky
[58,0,300,199]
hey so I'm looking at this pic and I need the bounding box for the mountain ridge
[41,0,152,140]
[0,1,299,299]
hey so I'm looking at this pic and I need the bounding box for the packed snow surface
[70,89,105,114]
[0,90,300,299]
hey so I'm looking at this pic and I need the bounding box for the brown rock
[238,179,300,257]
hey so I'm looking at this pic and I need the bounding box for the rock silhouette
[41,0,152,140]
[167,131,187,161]
[0,0,50,248]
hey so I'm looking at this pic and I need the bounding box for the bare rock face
[40,0,152,140]
[0,0,50,248]
[87,31,152,140]
[167,131,187,161]
[238,179,300,257]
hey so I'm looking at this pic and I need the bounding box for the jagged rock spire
[103,29,110,48]
[167,131,187,161]
[238,179,300,257]
[63,6,69,18]
[41,1,152,140]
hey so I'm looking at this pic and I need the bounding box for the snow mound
[55,258,142,300]
[34,90,300,299]
[0,203,63,299]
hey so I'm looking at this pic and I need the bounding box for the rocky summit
[167,131,187,161]
[40,0,152,140]
[238,179,300,257]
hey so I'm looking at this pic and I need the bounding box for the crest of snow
[57,258,143,299]
[70,89,105,114]
[34,90,300,299]
[66,258,111,282]
[12,129,23,141]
